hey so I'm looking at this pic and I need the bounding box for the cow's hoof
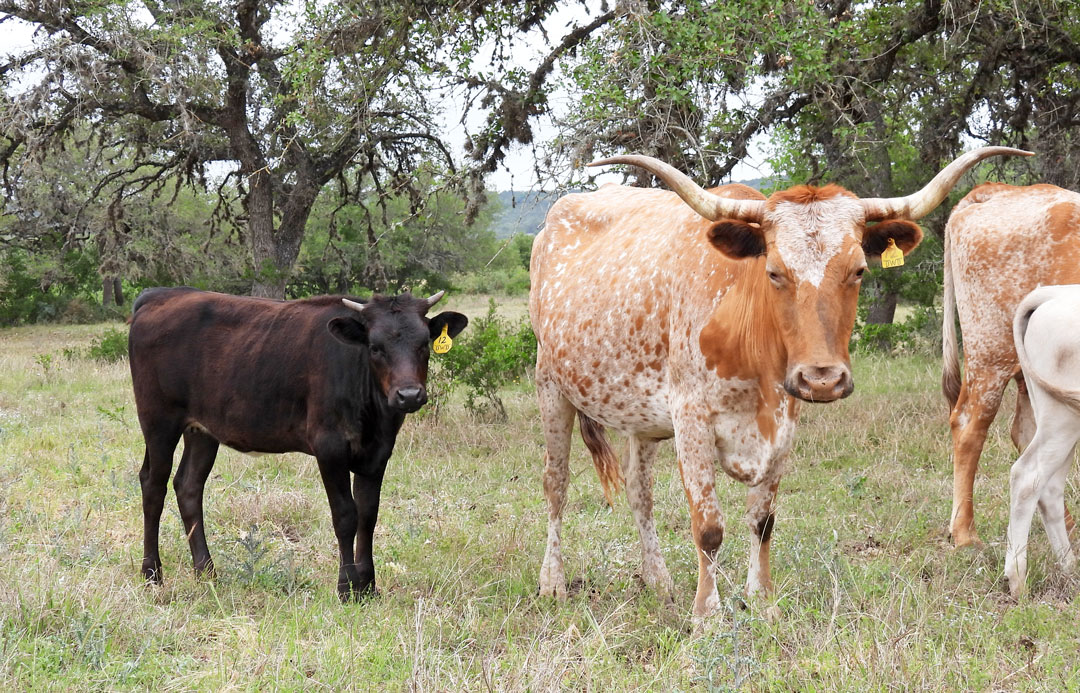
[537,583,567,600]
[956,537,986,551]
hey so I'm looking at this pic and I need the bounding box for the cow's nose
[786,365,852,402]
[393,386,427,412]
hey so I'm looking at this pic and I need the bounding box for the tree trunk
[248,173,320,299]
[866,289,899,324]
[113,277,124,306]
[102,277,114,307]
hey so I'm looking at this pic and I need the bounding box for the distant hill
[489,190,559,238]
[488,178,777,238]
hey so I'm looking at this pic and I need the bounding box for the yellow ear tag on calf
[881,237,905,269]
[433,324,453,354]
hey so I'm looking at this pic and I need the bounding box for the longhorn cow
[530,147,1029,618]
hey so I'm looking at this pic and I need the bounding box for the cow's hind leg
[949,371,1008,547]
[1034,401,1080,582]
[173,428,220,576]
[536,376,575,599]
[625,436,673,599]
[1014,374,1076,538]
[139,423,183,584]
[1005,420,1079,598]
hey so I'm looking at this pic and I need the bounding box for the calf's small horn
[342,298,366,313]
[424,290,445,309]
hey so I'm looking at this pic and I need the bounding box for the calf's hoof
[338,581,379,603]
[141,564,164,586]
[194,560,216,580]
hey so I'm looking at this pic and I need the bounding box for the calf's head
[327,291,468,413]
[591,147,1031,402]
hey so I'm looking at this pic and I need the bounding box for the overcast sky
[0,5,771,193]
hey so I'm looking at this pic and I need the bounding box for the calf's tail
[1014,287,1080,412]
[577,411,623,507]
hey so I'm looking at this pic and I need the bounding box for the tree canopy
[3,0,1080,324]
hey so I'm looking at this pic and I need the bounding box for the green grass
[2,311,1079,690]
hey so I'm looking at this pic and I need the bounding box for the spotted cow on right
[942,183,1080,547]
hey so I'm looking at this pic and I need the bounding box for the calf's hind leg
[173,428,220,576]
[139,423,183,584]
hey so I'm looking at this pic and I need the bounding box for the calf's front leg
[316,454,363,601]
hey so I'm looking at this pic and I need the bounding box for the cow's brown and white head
[590,147,1031,402]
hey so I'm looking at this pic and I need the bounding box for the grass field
[2,302,1079,691]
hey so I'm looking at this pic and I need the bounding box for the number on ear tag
[433,324,453,354]
[881,238,905,269]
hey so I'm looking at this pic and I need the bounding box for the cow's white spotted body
[532,149,1026,620]
[1005,285,1080,598]
[942,183,1080,546]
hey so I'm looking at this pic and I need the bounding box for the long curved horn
[588,155,765,222]
[342,298,366,313]
[861,146,1033,220]
[424,290,445,310]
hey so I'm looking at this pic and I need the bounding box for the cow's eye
[370,344,385,356]
[767,270,784,286]
[853,267,866,281]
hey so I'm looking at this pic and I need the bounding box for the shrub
[851,305,938,355]
[436,299,537,421]
[87,328,128,363]
[450,267,530,296]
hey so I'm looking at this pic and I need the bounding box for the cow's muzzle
[391,385,427,413]
[785,364,853,403]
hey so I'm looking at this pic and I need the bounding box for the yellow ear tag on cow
[881,238,905,269]
[433,324,453,354]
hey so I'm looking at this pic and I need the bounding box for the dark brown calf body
[128,287,466,599]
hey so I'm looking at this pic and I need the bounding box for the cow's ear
[862,219,923,258]
[328,317,368,345]
[706,220,765,259]
[429,312,468,340]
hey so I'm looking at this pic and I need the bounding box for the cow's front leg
[745,469,781,613]
[315,452,361,601]
[352,464,387,598]
[675,420,725,620]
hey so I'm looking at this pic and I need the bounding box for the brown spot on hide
[756,512,775,543]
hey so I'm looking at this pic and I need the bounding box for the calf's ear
[706,220,766,259]
[862,219,923,258]
[429,312,469,340]
[327,317,368,345]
